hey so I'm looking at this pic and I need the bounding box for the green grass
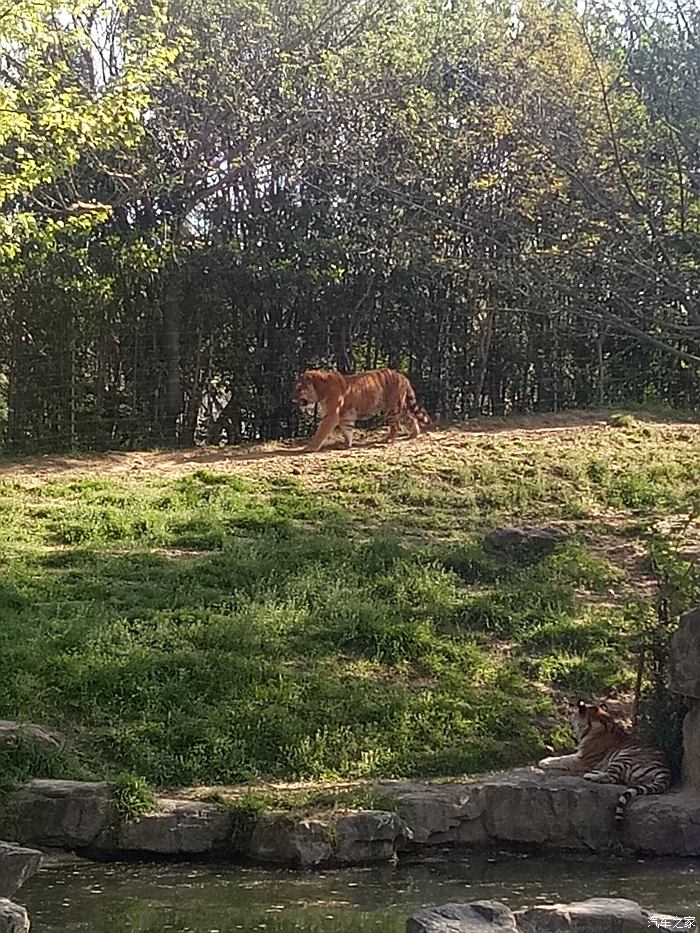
[0,415,698,791]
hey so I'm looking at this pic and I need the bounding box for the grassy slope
[1,412,698,790]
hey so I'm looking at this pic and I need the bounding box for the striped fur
[538,700,671,826]
[293,368,435,452]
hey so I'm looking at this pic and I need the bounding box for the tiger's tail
[406,390,437,427]
[615,778,669,825]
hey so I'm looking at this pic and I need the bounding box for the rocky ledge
[0,899,30,933]
[406,898,679,933]
[2,768,700,866]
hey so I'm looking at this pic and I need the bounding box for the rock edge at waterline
[406,898,679,933]
[2,768,700,865]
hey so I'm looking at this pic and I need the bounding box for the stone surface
[516,897,673,933]
[669,605,700,699]
[0,843,41,898]
[623,790,700,855]
[681,702,700,791]
[248,808,408,867]
[248,813,333,867]
[483,526,566,559]
[385,770,621,852]
[0,780,115,849]
[117,798,232,854]
[669,605,700,790]
[333,810,409,863]
[406,900,517,933]
[0,899,30,933]
[0,720,64,751]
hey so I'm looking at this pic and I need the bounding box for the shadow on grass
[0,504,639,789]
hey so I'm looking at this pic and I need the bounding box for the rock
[680,702,700,791]
[117,798,232,854]
[0,720,64,751]
[384,770,620,852]
[0,780,115,849]
[0,843,41,898]
[624,789,700,855]
[670,606,700,699]
[406,900,517,933]
[483,526,566,559]
[247,808,408,867]
[333,810,409,863]
[378,780,487,847]
[248,813,333,867]
[516,897,674,933]
[474,770,620,850]
[669,606,700,791]
[0,899,30,933]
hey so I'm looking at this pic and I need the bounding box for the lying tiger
[538,700,671,824]
[293,367,435,452]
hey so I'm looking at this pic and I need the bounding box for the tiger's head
[569,699,625,747]
[292,370,324,415]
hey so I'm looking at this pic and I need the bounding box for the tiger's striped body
[538,701,671,825]
[292,368,435,452]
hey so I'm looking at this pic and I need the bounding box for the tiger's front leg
[538,753,588,772]
[305,412,340,452]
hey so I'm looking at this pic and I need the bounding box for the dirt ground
[1,409,683,484]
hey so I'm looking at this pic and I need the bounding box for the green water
[19,851,700,932]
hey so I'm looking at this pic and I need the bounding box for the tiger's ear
[577,700,587,713]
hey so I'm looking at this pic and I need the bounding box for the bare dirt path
[0,410,677,484]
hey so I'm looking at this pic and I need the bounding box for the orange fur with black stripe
[293,368,434,452]
[538,700,671,824]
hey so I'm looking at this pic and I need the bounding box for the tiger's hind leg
[401,410,421,439]
[339,416,356,449]
[384,409,401,443]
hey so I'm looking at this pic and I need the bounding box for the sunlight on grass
[0,416,698,789]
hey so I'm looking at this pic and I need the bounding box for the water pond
[19,850,699,933]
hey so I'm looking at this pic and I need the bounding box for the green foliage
[112,773,156,822]
[0,0,698,451]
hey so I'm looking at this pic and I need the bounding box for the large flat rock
[516,898,675,933]
[248,809,409,867]
[407,900,518,933]
[0,780,115,849]
[406,899,676,933]
[0,843,41,898]
[382,769,621,851]
[117,799,232,854]
[0,721,64,751]
[382,769,700,856]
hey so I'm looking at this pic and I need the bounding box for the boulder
[516,897,675,933]
[247,808,408,867]
[406,900,517,933]
[473,771,620,850]
[378,780,487,847]
[384,770,620,852]
[624,790,700,856]
[248,813,333,867]
[680,702,700,791]
[0,843,41,898]
[669,605,700,791]
[333,810,409,863]
[0,721,64,751]
[117,798,232,854]
[0,780,115,849]
[483,527,566,560]
[0,900,29,933]
[669,606,700,699]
